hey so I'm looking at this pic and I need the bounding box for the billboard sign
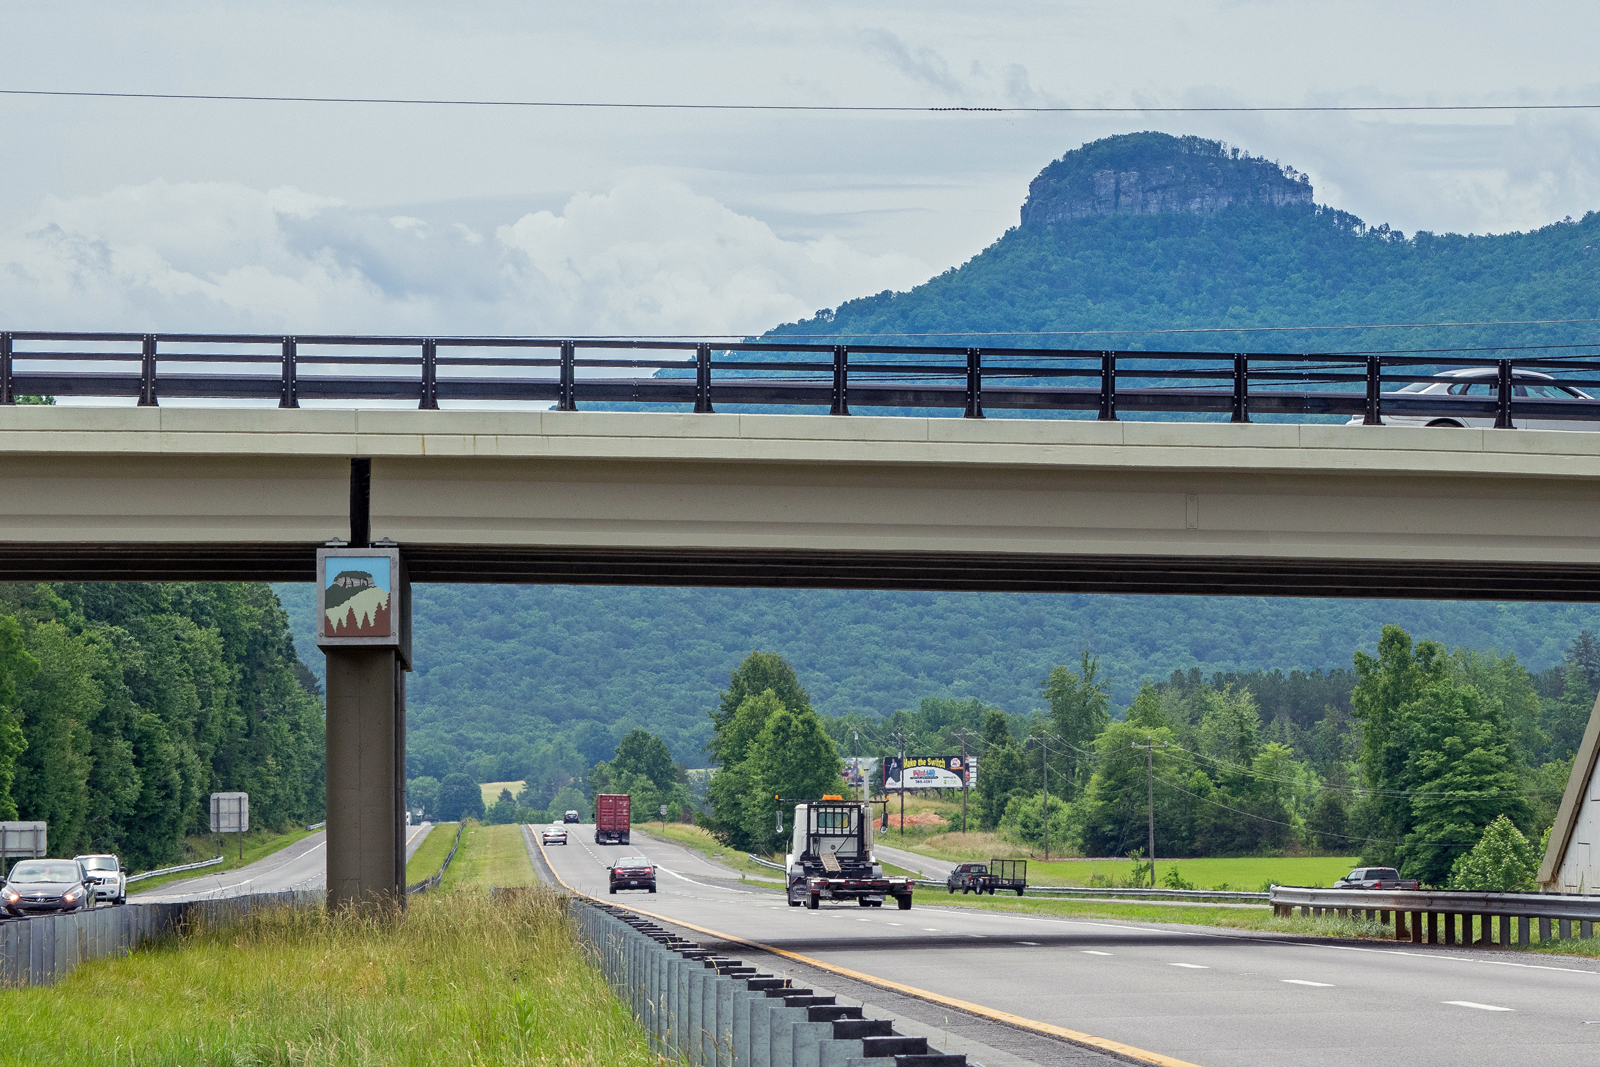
[883,756,968,790]
[0,821,46,860]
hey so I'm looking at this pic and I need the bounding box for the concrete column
[325,647,406,909]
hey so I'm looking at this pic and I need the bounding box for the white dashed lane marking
[1282,980,1334,987]
[1083,951,1113,956]
[1444,1001,1514,1012]
[1170,963,1209,969]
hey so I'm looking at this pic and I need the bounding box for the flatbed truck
[784,796,914,911]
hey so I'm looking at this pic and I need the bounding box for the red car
[608,856,656,894]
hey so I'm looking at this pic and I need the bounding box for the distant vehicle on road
[563,810,581,824]
[1,859,97,916]
[74,854,127,905]
[1344,367,1597,431]
[785,796,914,910]
[946,859,1027,896]
[608,856,656,893]
[542,826,568,846]
[595,794,631,845]
[1333,867,1419,890]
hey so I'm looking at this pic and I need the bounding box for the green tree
[1042,648,1110,799]
[436,773,486,821]
[708,651,812,763]
[613,728,678,791]
[487,788,519,825]
[0,615,37,820]
[1448,815,1540,891]
[974,709,1022,830]
[742,704,843,852]
[407,776,440,818]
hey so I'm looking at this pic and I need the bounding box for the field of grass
[0,889,655,1066]
[404,822,459,885]
[1024,855,1361,890]
[129,825,320,894]
[480,779,527,806]
[440,822,536,890]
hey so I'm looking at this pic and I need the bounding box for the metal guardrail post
[419,339,439,410]
[279,337,298,408]
[138,334,159,407]
[1230,353,1250,423]
[0,332,12,405]
[1363,355,1383,425]
[1495,359,1514,428]
[1098,351,1117,420]
[829,346,849,416]
[963,348,984,418]
[558,341,577,411]
[694,343,715,414]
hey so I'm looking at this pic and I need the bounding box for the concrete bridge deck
[2,406,1598,598]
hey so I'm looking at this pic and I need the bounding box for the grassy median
[404,821,459,884]
[0,890,654,1066]
[440,823,536,890]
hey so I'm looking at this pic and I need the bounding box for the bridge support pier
[325,646,407,910]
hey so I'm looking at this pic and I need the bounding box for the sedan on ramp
[608,857,657,894]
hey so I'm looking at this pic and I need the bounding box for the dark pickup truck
[1332,867,1420,890]
[946,859,1027,896]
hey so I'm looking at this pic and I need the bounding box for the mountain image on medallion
[323,562,391,637]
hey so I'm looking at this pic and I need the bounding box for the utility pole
[889,731,910,840]
[853,730,863,803]
[952,729,975,835]
[1131,739,1170,888]
[1040,733,1050,861]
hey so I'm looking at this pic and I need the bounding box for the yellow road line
[535,830,1205,1067]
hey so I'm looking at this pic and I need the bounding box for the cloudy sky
[5,1,1600,337]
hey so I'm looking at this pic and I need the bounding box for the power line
[8,88,1600,114]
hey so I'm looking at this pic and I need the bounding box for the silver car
[1347,367,1596,430]
[73,854,126,905]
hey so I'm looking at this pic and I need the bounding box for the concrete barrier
[569,897,969,1066]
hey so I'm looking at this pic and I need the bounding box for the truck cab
[785,797,914,911]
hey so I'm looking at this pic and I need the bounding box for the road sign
[659,804,668,818]
[0,822,46,867]
[210,792,250,834]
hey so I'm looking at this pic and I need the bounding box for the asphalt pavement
[133,821,434,902]
[540,823,1600,1067]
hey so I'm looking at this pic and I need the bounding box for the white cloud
[0,177,929,336]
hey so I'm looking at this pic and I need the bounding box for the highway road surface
[538,823,1600,1067]
[133,822,434,902]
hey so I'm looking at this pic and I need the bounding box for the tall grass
[0,890,655,1067]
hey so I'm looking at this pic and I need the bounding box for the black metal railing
[6,330,1600,427]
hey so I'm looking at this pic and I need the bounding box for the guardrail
[406,822,464,895]
[0,888,321,986]
[1269,885,1600,946]
[571,898,966,1065]
[6,329,1600,428]
[746,854,786,872]
[305,820,326,831]
[125,855,224,884]
[917,879,1268,903]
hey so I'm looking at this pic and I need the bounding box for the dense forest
[0,582,324,871]
[275,582,1600,810]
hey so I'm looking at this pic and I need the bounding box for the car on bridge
[541,826,569,846]
[608,857,656,894]
[74,854,127,905]
[1,859,97,916]
[1346,367,1597,431]
[1333,867,1419,890]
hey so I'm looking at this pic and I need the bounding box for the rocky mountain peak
[1020,132,1313,228]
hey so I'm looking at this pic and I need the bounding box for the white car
[1347,367,1596,431]
[73,854,126,905]
[542,826,568,845]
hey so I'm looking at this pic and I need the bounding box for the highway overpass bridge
[6,403,1600,904]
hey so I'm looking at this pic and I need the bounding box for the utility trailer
[784,796,914,911]
[946,859,1027,895]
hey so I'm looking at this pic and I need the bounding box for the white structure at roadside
[1539,694,1600,894]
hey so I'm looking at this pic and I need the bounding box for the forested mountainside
[275,583,1600,801]
[763,132,1600,356]
[278,131,1600,811]
[0,583,324,870]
